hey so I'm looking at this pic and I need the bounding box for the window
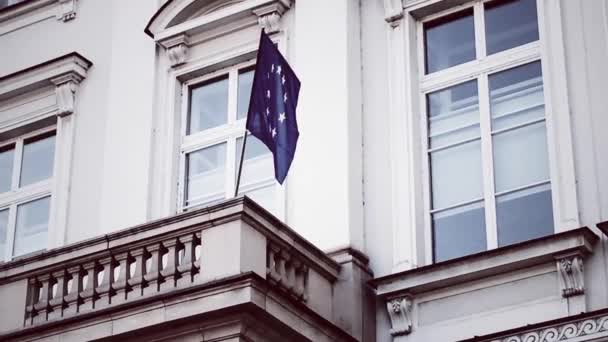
[0,128,56,261]
[0,0,25,9]
[420,0,553,262]
[179,61,279,214]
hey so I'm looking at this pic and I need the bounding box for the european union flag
[246,30,301,184]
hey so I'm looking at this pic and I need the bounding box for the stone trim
[458,308,608,342]
[0,0,78,36]
[0,197,340,284]
[372,228,598,296]
[386,295,413,336]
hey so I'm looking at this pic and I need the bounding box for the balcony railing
[0,197,360,341]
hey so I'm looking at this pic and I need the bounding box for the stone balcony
[0,197,373,342]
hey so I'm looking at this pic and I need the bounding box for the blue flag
[246,30,300,184]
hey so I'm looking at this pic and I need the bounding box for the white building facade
[1,0,608,341]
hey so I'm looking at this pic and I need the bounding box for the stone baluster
[296,263,309,302]
[24,278,39,326]
[112,252,131,305]
[291,259,304,299]
[160,238,179,291]
[33,274,52,324]
[193,232,202,283]
[63,265,83,315]
[48,270,68,320]
[128,247,146,300]
[177,233,196,287]
[96,256,116,309]
[80,261,99,311]
[284,255,295,292]
[143,243,163,296]
[277,249,289,286]
[267,244,282,283]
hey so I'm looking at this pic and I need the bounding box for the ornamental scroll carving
[489,315,608,342]
[556,254,585,298]
[386,296,413,336]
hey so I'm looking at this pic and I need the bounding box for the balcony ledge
[0,197,354,341]
[372,227,598,297]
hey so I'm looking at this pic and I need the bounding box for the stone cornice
[0,0,78,28]
[0,52,92,113]
[371,227,598,297]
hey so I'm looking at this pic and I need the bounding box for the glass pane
[20,133,55,187]
[13,196,50,257]
[490,62,544,131]
[235,135,273,186]
[430,140,483,209]
[0,209,8,259]
[427,80,480,148]
[485,0,539,55]
[188,77,229,134]
[237,69,254,120]
[185,143,226,207]
[0,147,14,193]
[433,201,486,262]
[497,183,553,246]
[493,122,549,193]
[424,9,475,74]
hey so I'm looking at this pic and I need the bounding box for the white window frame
[177,59,283,213]
[0,125,56,261]
[419,0,550,261]
[383,0,579,269]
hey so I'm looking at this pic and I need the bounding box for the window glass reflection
[427,80,480,148]
[20,133,55,187]
[0,146,14,193]
[424,9,475,73]
[433,201,486,262]
[13,196,50,257]
[237,69,254,120]
[485,0,539,55]
[185,143,226,207]
[189,77,229,134]
[0,209,8,259]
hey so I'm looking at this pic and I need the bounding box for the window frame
[0,125,56,261]
[379,0,578,268]
[177,59,284,215]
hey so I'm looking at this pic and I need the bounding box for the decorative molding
[384,0,404,27]
[0,52,91,105]
[487,315,608,342]
[252,2,290,34]
[555,253,585,298]
[51,76,78,117]
[386,296,413,336]
[56,0,77,22]
[160,34,190,67]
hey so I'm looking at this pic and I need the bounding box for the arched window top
[145,0,291,40]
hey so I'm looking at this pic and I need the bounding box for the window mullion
[6,204,17,260]
[11,138,23,191]
[227,69,238,124]
[478,74,498,249]
[474,1,487,60]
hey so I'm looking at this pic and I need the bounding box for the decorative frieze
[488,315,608,342]
[556,253,585,298]
[386,295,413,336]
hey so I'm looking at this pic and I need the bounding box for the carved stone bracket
[253,1,291,34]
[556,252,585,298]
[51,73,84,117]
[57,0,77,22]
[383,0,404,27]
[386,295,413,336]
[159,34,190,67]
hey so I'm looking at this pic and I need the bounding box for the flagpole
[234,130,248,197]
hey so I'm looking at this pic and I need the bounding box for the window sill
[371,227,598,296]
[0,0,77,36]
